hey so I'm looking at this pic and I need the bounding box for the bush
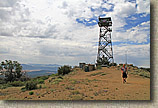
[36,79,44,84]
[58,65,72,75]
[29,91,34,95]
[0,84,10,89]
[0,78,6,84]
[31,77,46,84]
[36,76,49,80]
[20,75,30,82]
[53,78,62,84]
[65,86,75,90]
[39,85,42,89]
[25,81,37,90]
[71,95,83,100]
[21,87,26,92]
[8,81,24,87]
[90,72,104,76]
[71,91,80,95]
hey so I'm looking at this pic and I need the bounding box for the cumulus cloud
[136,0,150,14]
[0,0,150,67]
[113,43,150,67]
[113,21,150,43]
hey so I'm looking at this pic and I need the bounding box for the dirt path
[0,67,150,100]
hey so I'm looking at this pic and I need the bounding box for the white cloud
[113,43,150,67]
[0,0,150,67]
[112,21,150,43]
[136,0,150,14]
[113,2,136,17]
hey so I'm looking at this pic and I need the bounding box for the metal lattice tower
[97,17,114,66]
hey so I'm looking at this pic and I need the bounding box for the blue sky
[0,0,150,67]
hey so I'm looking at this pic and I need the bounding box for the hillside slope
[0,66,150,100]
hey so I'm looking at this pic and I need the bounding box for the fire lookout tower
[97,17,114,66]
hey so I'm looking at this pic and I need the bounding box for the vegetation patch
[25,81,37,90]
[71,95,83,100]
[92,79,99,81]
[85,78,91,83]
[8,81,24,87]
[0,84,11,89]
[101,73,106,76]
[35,76,49,80]
[94,85,98,87]
[29,91,34,95]
[21,87,26,92]
[65,86,75,90]
[38,85,42,89]
[31,75,49,84]
[130,70,150,78]
[58,65,72,76]
[53,78,62,84]
[61,84,65,86]
[93,92,99,96]
[90,72,104,76]
[71,91,80,95]
[71,80,80,84]
[138,71,150,78]
[51,89,55,92]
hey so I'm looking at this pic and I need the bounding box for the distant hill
[21,64,61,70]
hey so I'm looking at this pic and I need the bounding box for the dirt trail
[0,67,150,100]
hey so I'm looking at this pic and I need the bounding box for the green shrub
[0,78,6,84]
[139,72,150,78]
[50,73,58,77]
[51,89,55,92]
[31,77,45,84]
[65,86,74,90]
[20,75,30,82]
[93,92,99,96]
[29,91,34,95]
[53,78,62,84]
[101,73,106,76]
[94,85,98,87]
[36,79,44,84]
[25,81,37,90]
[90,72,103,76]
[42,85,47,89]
[32,75,49,81]
[71,79,80,84]
[0,84,9,89]
[8,81,24,87]
[58,65,72,75]
[21,87,26,92]
[71,91,80,95]
[39,85,42,89]
[130,70,150,78]
[39,76,49,80]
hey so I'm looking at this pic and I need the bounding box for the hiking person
[121,64,128,83]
